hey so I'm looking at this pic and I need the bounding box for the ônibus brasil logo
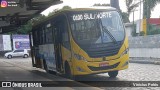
[1,0,8,8]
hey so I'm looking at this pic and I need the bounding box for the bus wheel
[108,71,118,78]
[65,62,72,79]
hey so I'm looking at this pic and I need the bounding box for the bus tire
[64,62,72,79]
[108,71,118,78]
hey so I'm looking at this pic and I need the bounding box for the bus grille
[81,41,123,58]
[88,62,120,71]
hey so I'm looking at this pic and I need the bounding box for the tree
[121,12,130,23]
[16,21,32,34]
[110,0,120,11]
[143,0,160,34]
[30,14,46,25]
[61,6,72,10]
[110,0,130,23]
[10,6,72,34]
[47,9,59,17]
[48,6,71,17]
[125,0,140,18]
[143,0,160,19]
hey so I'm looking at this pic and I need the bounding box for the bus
[30,7,129,79]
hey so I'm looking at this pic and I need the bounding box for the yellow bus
[30,7,129,79]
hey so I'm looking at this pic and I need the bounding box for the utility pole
[131,9,138,36]
[110,0,120,11]
[133,11,135,30]
[139,0,142,35]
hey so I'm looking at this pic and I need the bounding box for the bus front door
[54,27,63,73]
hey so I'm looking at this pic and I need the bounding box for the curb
[154,61,160,65]
[130,60,160,65]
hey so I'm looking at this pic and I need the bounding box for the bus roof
[32,6,117,28]
[66,6,116,11]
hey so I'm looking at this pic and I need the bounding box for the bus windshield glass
[69,10,125,45]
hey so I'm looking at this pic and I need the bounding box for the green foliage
[17,21,32,34]
[62,6,72,10]
[131,24,137,37]
[124,0,141,22]
[47,9,60,17]
[139,31,145,36]
[7,21,32,34]
[147,29,160,35]
[30,14,46,25]
[121,12,130,23]
[8,6,71,34]
[147,24,160,35]
[33,5,71,25]
[125,0,140,15]
[48,6,71,17]
[143,0,160,19]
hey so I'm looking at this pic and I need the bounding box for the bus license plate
[99,62,109,67]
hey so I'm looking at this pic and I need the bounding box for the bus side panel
[43,44,56,71]
[35,44,56,71]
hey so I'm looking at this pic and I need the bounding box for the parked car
[4,49,29,59]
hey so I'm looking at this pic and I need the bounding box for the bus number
[73,14,83,21]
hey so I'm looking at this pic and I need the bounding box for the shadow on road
[75,74,121,81]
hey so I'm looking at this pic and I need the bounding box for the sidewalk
[130,57,160,65]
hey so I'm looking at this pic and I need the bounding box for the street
[0,57,160,90]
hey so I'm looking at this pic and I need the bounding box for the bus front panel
[67,10,129,75]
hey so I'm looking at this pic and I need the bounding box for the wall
[129,34,160,58]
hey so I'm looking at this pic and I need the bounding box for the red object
[99,62,109,67]
[148,18,160,25]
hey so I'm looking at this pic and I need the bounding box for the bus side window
[42,27,46,44]
[39,28,43,45]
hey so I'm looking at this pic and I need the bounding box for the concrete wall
[129,34,160,58]
[129,48,160,58]
[129,34,160,48]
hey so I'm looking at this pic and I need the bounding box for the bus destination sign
[72,12,112,21]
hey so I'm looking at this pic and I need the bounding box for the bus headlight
[120,48,129,57]
[74,53,87,61]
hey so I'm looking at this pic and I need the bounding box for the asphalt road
[0,57,160,90]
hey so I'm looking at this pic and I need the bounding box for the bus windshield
[69,10,125,45]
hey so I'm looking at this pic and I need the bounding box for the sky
[41,0,160,22]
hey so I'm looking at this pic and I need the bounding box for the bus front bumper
[72,54,129,76]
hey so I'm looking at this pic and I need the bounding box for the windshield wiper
[102,26,117,43]
[99,20,117,44]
